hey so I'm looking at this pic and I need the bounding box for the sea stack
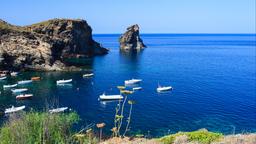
[0,18,108,71]
[119,24,146,51]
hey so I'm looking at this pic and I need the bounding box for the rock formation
[119,24,146,51]
[0,18,108,71]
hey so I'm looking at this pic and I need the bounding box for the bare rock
[119,24,146,51]
[0,18,108,71]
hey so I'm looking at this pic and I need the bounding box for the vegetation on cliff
[0,111,255,144]
[159,129,223,144]
[0,111,97,144]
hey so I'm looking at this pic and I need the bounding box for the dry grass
[100,137,160,144]
[101,133,256,144]
[213,133,256,144]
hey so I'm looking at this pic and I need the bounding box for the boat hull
[16,94,33,100]
[49,107,68,113]
[5,106,26,114]
[18,80,32,85]
[157,87,173,92]
[3,84,17,88]
[11,89,28,93]
[99,94,123,100]
[56,79,72,84]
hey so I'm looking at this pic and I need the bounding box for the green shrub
[0,111,80,144]
[159,129,223,144]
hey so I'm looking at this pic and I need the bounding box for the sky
[0,0,255,34]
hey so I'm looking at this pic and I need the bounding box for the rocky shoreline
[0,18,108,71]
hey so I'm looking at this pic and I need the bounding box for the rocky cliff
[119,24,146,51]
[0,18,108,71]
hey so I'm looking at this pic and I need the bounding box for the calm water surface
[0,34,255,136]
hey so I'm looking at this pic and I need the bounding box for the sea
[0,34,255,137]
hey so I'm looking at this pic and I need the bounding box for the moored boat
[31,76,40,81]
[83,73,94,77]
[16,94,33,100]
[117,86,126,90]
[3,84,17,89]
[5,105,25,114]
[11,88,28,93]
[99,93,123,100]
[125,78,142,85]
[0,76,7,80]
[10,72,18,76]
[120,90,134,94]
[18,80,33,85]
[133,87,142,91]
[157,85,173,92]
[56,79,72,84]
[49,107,68,114]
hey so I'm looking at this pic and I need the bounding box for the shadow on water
[119,50,144,63]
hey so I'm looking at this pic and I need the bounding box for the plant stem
[117,95,127,136]
[123,103,133,137]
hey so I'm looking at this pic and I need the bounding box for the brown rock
[119,24,146,51]
[0,18,108,71]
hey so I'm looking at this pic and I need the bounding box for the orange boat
[31,76,40,81]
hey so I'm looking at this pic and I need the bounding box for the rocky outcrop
[119,24,146,51]
[0,18,108,71]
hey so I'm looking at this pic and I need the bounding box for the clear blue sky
[1,0,255,34]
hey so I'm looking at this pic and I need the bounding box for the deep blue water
[0,34,255,136]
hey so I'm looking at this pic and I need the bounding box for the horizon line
[93,33,256,35]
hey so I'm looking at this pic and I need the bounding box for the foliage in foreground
[0,111,97,144]
[159,129,223,144]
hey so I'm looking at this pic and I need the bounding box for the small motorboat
[10,72,18,76]
[18,80,33,85]
[49,107,68,114]
[125,79,142,85]
[120,90,133,94]
[56,79,72,84]
[11,88,28,93]
[31,76,40,81]
[117,86,126,90]
[157,85,173,92]
[3,84,17,89]
[0,76,7,80]
[5,105,25,114]
[83,73,94,77]
[133,87,142,91]
[16,94,33,100]
[99,93,123,100]
[0,73,7,77]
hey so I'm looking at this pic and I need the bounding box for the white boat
[157,85,173,92]
[0,76,7,80]
[16,94,33,100]
[83,73,94,77]
[18,80,32,85]
[11,88,28,93]
[3,84,17,89]
[5,105,25,114]
[49,107,68,114]
[99,93,123,100]
[133,87,142,91]
[10,72,18,76]
[124,79,142,85]
[56,79,72,84]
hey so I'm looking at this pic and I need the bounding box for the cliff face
[0,19,108,71]
[119,24,146,51]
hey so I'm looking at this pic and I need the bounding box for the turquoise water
[0,34,255,136]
